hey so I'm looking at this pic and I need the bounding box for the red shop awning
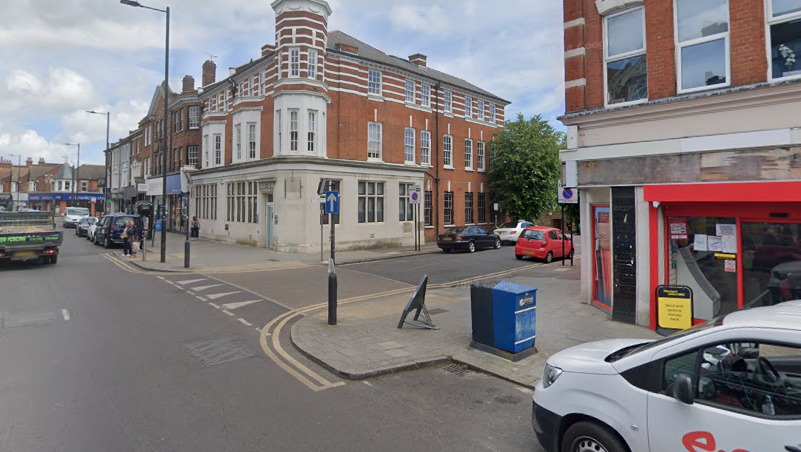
[644,181,801,203]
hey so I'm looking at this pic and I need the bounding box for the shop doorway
[592,205,612,310]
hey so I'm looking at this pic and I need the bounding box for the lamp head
[120,0,142,7]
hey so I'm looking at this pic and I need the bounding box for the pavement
[126,231,441,273]
[291,258,660,388]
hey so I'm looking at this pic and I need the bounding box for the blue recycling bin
[471,281,537,355]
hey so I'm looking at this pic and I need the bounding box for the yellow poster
[657,286,693,330]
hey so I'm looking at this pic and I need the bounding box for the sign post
[410,185,421,251]
[557,182,578,267]
[325,186,339,326]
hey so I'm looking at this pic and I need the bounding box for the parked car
[76,216,98,237]
[494,220,535,244]
[515,226,573,263]
[437,226,501,253]
[94,214,143,248]
[87,219,100,242]
[532,301,801,452]
[62,207,90,228]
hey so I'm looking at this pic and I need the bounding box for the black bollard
[328,271,337,325]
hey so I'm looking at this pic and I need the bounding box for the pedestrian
[191,216,200,241]
[121,220,132,256]
[126,220,140,258]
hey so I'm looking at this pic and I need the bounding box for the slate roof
[77,164,106,180]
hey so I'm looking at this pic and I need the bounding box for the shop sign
[668,217,688,240]
[656,285,694,331]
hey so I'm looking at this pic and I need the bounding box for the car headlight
[542,363,563,388]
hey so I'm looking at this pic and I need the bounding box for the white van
[533,301,801,452]
[62,207,90,228]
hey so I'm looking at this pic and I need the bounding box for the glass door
[742,222,801,307]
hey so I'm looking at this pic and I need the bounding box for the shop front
[28,192,105,216]
[646,182,801,330]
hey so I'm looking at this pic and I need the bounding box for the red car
[514,226,573,263]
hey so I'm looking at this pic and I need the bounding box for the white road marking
[177,278,206,285]
[192,284,223,292]
[363,381,374,387]
[516,387,534,394]
[157,276,165,280]
[554,268,570,272]
[196,295,207,301]
[206,291,241,300]
[208,303,221,309]
[61,309,70,321]
[221,299,262,310]
[238,318,252,326]
[223,310,235,317]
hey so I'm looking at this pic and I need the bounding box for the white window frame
[766,0,801,81]
[420,84,431,107]
[443,134,453,168]
[203,135,209,167]
[235,123,242,161]
[308,49,318,79]
[214,134,222,165]
[276,110,282,154]
[252,76,260,96]
[308,110,317,153]
[604,6,648,107]
[290,48,300,77]
[248,122,257,159]
[489,104,496,122]
[188,145,199,166]
[674,0,731,94]
[477,141,485,172]
[405,79,415,103]
[399,182,414,222]
[188,106,200,129]
[464,96,472,117]
[289,109,299,152]
[420,130,431,166]
[477,100,485,120]
[368,122,383,160]
[464,138,473,170]
[368,69,382,96]
[404,128,415,164]
[444,91,452,112]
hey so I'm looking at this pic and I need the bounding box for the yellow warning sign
[657,286,693,331]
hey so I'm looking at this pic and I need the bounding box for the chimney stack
[202,60,217,87]
[229,67,237,77]
[38,158,46,165]
[26,157,33,166]
[409,53,427,67]
[182,75,195,93]
[261,43,275,57]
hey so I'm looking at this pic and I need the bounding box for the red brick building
[560,0,801,329]
[190,0,509,252]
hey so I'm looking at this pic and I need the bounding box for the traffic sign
[410,191,420,203]
[558,182,578,204]
[325,191,339,215]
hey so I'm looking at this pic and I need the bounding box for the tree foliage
[487,114,565,222]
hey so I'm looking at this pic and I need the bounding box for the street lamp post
[87,110,110,214]
[8,154,21,212]
[121,0,170,264]
[64,143,80,207]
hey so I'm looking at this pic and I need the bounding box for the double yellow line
[257,260,545,392]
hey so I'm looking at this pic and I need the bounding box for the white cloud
[389,5,452,36]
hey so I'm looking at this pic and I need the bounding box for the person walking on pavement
[191,216,200,241]
[128,221,140,257]
[122,220,132,256]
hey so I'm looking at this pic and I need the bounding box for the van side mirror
[671,374,694,405]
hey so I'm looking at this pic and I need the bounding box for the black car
[75,216,97,237]
[94,214,144,248]
[437,226,501,253]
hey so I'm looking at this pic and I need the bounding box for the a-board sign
[656,285,694,332]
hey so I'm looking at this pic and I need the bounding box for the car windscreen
[66,208,90,216]
[606,316,726,362]
[499,221,521,229]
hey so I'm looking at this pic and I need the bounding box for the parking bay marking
[192,284,223,292]
[222,300,262,310]
[177,279,206,286]
[206,291,241,300]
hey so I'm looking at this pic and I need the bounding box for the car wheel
[468,241,476,253]
[545,252,553,263]
[442,249,452,254]
[494,238,501,249]
[104,237,112,249]
[515,254,523,260]
[561,421,628,452]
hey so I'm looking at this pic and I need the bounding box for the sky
[0,0,566,167]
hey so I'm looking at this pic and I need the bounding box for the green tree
[487,114,565,222]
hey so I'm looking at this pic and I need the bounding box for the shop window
[667,217,738,320]
[768,0,801,79]
[593,206,612,309]
[742,222,801,307]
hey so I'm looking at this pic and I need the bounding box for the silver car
[494,220,535,244]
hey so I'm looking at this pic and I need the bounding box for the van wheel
[104,237,112,249]
[561,421,627,452]
[545,252,553,263]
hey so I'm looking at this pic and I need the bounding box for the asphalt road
[0,229,543,452]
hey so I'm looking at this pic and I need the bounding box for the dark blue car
[94,214,144,248]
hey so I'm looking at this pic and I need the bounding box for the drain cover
[442,363,470,376]
[184,338,254,366]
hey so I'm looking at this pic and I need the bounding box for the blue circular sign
[410,192,419,202]
[562,188,574,200]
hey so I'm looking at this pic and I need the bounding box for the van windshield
[66,208,90,216]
